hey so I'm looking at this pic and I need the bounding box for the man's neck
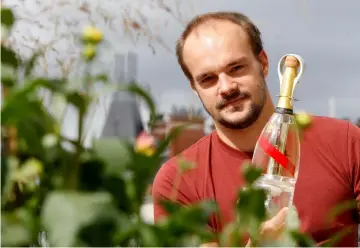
[215,102,275,152]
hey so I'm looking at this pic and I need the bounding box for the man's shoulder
[160,132,214,172]
[305,115,351,135]
[311,115,360,134]
[311,115,349,126]
[152,132,214,198]
[302,115,356,158]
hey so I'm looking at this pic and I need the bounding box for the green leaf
[1,8,15,28]
[219,222,245,247]
[1,64,16,87]
[1,209,33,246]
[42,133,58,149]
[81,202,136,247]
[103,176,133,213]
[1,156,8,196]
[120,82,157,128]
[66,91,89,113]
[154,124,189,157]
[242,163,262,185]
[34,78,67,93]
[78,157,104,191]
[2,78,66,111]
[319,226,354,247]
[49,93,67,121]
[131,153,162,209]
[159,199,182,215]
[112,219,138,246]
[92,138,135,213]
[289,230,316,247]
[1,45,19,68]
[94,73,108,83]
[41,191,120,247]
[1,156,19,207]
[157,200,217,246]
[236,187,267,241]
[78,217,117,247]
[166,200,217,229]
[93,138,133,176]
[326,199,358,222]
[138,224,160,246]
[24,51,42,76]
[13,158,43,184]
[1,93,57,156]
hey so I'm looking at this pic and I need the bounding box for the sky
[4,0,360,143]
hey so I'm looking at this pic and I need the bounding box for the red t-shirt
[152,116,360,246]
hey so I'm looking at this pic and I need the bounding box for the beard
[201,75,267,130]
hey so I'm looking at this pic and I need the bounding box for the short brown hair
[175,11,263,82]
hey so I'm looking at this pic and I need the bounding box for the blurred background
[2,0,360,224]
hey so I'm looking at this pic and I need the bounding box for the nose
[218,73,237,96]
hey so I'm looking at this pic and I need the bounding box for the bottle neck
[276,67,297,115]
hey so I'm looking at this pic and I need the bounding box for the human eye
[201,76,215,83]
[230,65,244,72]
[197,74,217,86]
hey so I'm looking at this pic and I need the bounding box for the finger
[261,207,288,239]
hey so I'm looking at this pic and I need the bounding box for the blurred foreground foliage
[1,7,353,247]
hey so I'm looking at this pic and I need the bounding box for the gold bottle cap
[276,54,305,113]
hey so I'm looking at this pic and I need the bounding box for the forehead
[183,20,254,77]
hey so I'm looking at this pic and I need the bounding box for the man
[152,11,360,246]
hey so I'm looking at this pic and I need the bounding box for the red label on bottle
[258,135,296,177]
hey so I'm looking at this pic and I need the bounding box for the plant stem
[69,107,85,190]
[68,64,91,190]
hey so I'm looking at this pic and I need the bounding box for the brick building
[151,113,206,159]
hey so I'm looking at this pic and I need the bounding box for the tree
[2,0,196,146]
[2,0,194,77]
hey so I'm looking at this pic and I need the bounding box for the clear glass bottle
[251,54,304,218]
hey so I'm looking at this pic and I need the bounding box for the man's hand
[246,207,288,247]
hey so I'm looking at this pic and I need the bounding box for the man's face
[183,20,269,129]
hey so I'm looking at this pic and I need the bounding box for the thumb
[261,207,288,239]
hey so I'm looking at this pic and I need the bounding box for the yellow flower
[82,26,103,44]
[137,147,156,156]
[82,44,96,60]
[16,158,43,181]
[135,131,156,156]
[295,111,312,129]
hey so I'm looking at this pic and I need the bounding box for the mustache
[215,90,250,110]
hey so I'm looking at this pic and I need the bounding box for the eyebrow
[225,57,247,68]
[195,57,248,82]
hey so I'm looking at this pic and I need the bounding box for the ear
[258,50,269,77]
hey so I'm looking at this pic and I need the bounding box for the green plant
[1,7,354,247]
[1,7,216,246]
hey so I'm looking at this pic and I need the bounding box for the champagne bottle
[252,54,305,218]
